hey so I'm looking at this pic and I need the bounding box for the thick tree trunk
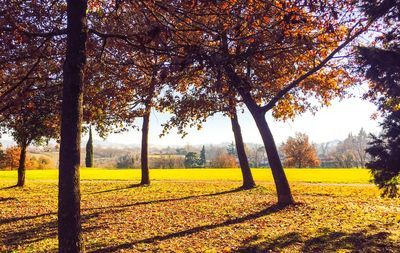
[251,109,294,205]
[230,111,255,189]
[17,144,27,187]
[140,107,150,185]
[58,1,87,252]
[223,65,294,205]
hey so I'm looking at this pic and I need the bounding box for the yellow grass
[0,168,372,184]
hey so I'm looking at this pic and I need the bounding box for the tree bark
[17,144,27,187]
[230,110,255,189]
[140,106,150,185]
[251,109,294,205]
[58,1,87,252]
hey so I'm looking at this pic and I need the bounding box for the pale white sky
[1,91,381,147]
[101,95,381,147]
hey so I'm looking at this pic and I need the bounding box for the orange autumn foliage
[280,133,320,168]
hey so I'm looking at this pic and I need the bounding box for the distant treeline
[0,128,370,170]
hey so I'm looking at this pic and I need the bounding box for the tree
[116,154,135,169]
[36,156,53,170]
[331,129,369,168]
[154,0,372,205]
[1,146,20,170]
[184,152,200,168]
[159,84,256,188]
[82,29,164,186]
[0,0,63,187]
[280,133,320,168]
[85,127,94,168]
[230,110,255,188]
[210,153,238,168]
[176,148,187,155]
[199,145,206,167]
[140,69,158,185]
[366,112,400,197]
[226,142,237,156]
[357,0,400,197]
[355,129,369,167]
[160,89,255,186]
[251,145,267,168]
[0,88,59,186]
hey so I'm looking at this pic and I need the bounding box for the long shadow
[0,187,246,227]
[235,232,302,252]
[85,187,246,212]
[0,197,17,202]
[0,185,18,190]
[88,183,143,195]
[91,203,287,253]
[0,212,56,226]
[302,229,398,252]
[235,228,400,252]
[1,212,100,248]
[1,186,262,251]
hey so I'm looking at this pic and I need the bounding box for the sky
[0,88,381,148]
[101,95,381,147]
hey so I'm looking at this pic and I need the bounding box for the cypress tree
[85,127,94,168]
[200,145,206,167]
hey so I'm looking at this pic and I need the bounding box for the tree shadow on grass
[1,212,100,249]
[87,183,255,196]
[235,228,399,252]
[0,197,17,202]
[88,183,144,195]
[90,203,287,253]
[236,232,302,253]
[1,186,267,252]
[86,187,247,212]
[302,229,398,252]
[0,212,56,226]
[0,187,246,228]
[0,185,18,190]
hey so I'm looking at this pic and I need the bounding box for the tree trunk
[230,111,255,189]
[251,109,294,206]
[140,107,150,185]
[58,1,87,252]
[17,144,27,187]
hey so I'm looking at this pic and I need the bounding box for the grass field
[2,169,399,252]
[1,181,399,252]
[0,168,373,184]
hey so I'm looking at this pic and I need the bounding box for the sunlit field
[1,180,399,252]
[0,168,372,184]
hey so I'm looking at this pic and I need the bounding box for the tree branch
[1,27,67,38]
[0,57,42,101]
[261,22,372,113]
